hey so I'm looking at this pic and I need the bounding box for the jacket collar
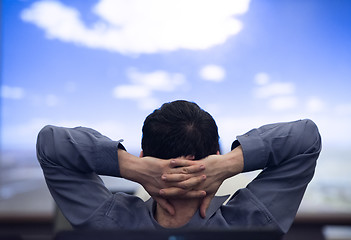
[145,195,230,229]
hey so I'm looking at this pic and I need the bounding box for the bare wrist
[222,145,244,179]
[118,149,140,182]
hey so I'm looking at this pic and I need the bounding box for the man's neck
[155,199,201,228]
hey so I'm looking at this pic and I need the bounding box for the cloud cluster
[113,68,187,110]
[199,64,226,82]
[253,82,295,99]
[253,73,298,111]
[21,0,250,54]
[253,73,330,113]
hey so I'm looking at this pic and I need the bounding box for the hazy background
[1,0,351,216]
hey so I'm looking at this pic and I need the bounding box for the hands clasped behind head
[159,157,207,198]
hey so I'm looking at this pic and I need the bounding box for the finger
[169,159,196,168]
[177,175,206,189]
[160,188,206,199]
[200,196,212,218]
[185,155,195,160]
[154,197,175,216]
[175,155,195,161]
[181,190,206,198]
[159,187,187,197]
[162,173,190,182]
[168,164,205,174]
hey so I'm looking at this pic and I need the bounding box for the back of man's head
[142,100,219,160]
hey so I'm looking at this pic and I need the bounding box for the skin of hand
[118,150,207,215]
[160,146,244,218]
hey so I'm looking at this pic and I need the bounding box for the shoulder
[221,189,280,231]
[103,193,153,228]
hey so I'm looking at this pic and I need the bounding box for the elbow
[36,125,56,164]
[301,119,322,156]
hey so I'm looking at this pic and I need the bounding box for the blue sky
[1,0,351,156]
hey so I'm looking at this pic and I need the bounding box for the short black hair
[142,100,219,160]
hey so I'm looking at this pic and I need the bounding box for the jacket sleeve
[36,125,125,227]
[229,119,321,233]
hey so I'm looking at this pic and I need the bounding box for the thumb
[155,197,175,216]
[200,196,212,218]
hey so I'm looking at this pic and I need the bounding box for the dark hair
[142,100,219,160]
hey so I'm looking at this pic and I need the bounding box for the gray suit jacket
[36,119,321,233]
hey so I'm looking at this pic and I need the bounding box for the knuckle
[181,182,189,189]
[187,166,195,173]
[173,189,183,195]
[180,175,187,181]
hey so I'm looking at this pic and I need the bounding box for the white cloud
[252,73,299,111]
[254,72,270,85]
[21,1,86,40]
[306,97,325,113]
[199,64,226,82]
[21,0,251,54]
[1,85,25,99]
[128,68,185,91]
[253,82,295,99]
[113,85,151,99]
[268,96,298,111]
[113,68,187,110]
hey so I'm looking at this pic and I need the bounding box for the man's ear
[216,150,220,155]
[139,151,144,158]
